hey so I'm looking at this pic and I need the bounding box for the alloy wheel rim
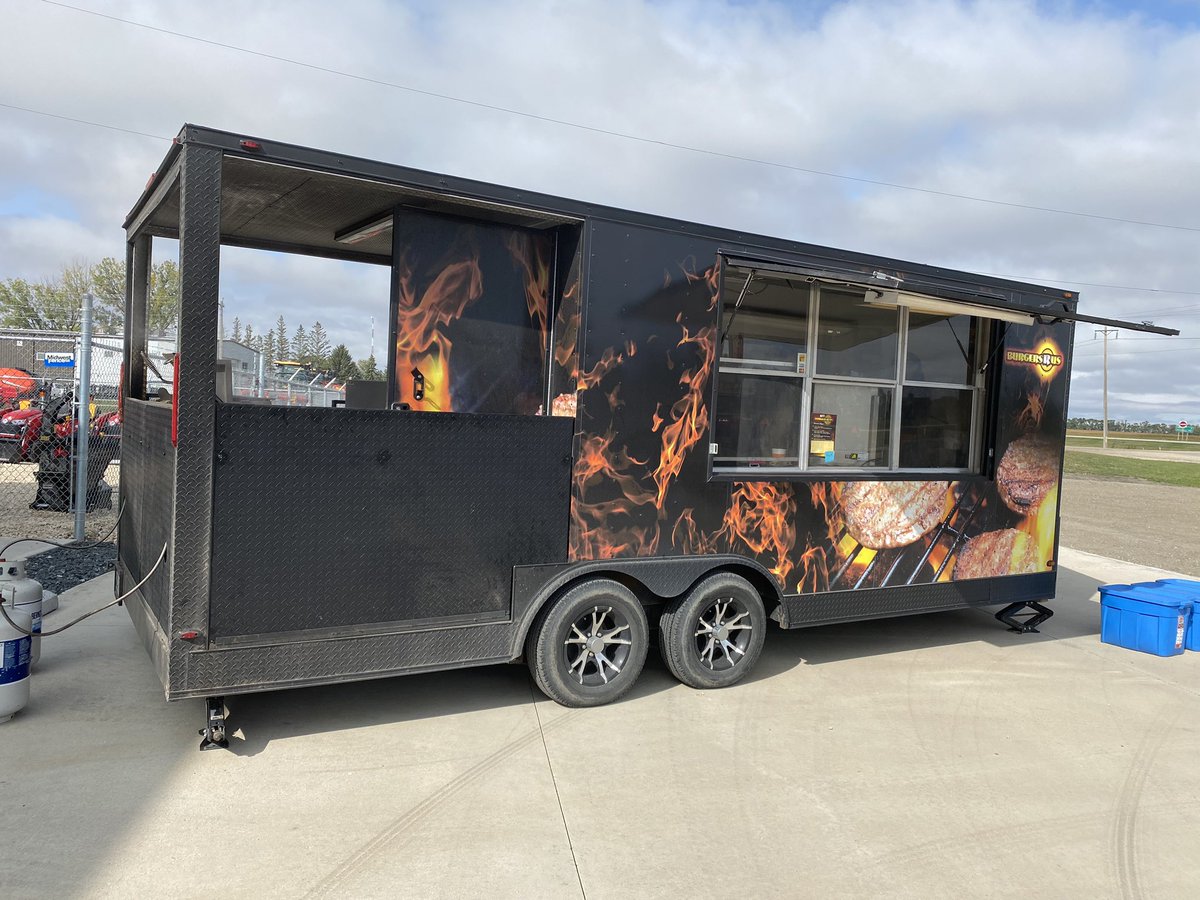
[563,605,633,686]
[693,597,752,671]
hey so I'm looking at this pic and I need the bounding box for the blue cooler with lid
[1154,580,1200,651]
[1098,582,1191,657]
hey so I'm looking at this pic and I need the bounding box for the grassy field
[1066,429,1200,452]
[1064,449,1200,488]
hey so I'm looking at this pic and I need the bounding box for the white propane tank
[0,604,33,722]
[0,558,42,667]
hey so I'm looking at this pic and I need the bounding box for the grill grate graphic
[827,486,986,590]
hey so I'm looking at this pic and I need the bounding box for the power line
[0,101,170,141]
[37,0,1200,235]
[7,96,1198,307]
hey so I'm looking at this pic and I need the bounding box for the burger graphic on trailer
[115,127,1175,747]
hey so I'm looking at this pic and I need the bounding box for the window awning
[722,255,1179,336]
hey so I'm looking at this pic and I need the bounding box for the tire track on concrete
[1110,706,1179,900]
[306,709,579,898]
[861,804,1174,877]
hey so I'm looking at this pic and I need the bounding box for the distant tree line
[0,257,179,335]
[1067,418,1187,434]
[0,259,385,382]
[226,313,383,382]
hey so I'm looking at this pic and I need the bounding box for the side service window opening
[713,265,985,475]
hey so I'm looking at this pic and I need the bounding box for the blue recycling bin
[1154,580,1200,651]
[1098,583,1191,657]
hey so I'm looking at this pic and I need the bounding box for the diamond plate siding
[182,622,515,697]
[208,405,574,638]
[117,401,175,628]
[171,144,222,693]
[779,571,1056,627]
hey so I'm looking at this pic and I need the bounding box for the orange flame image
[795,546,831,594]
[652,316,716,510]
[393,244,484,411]
[504,231,552,366]
[577,347,626,391]
[1014,485,1058,572]
[553,274,582,390]
[569,430,660,560]
[720,481,798,586]
[679,256,721,311]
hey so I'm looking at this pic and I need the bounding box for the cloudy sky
[1,0,1198,420]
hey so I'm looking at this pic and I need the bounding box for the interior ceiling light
[334,212,394,245]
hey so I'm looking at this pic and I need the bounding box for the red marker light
[239,139,262,151]
[179,630,200,641]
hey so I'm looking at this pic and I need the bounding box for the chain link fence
[0,327,126,542]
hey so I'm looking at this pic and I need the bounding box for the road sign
[43,352,75,368]
[1180,420,1189,428]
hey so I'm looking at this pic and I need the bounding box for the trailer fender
[510,555,783,660]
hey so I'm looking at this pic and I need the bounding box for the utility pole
[1095,327,1119,449]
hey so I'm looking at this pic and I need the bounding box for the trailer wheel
[659,572,766,690]
[527,579,649,708]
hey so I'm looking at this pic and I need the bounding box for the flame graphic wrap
[393,238,483,412]
[504,231,552,367]
[391,211,552,416]
[566,222,1071,595]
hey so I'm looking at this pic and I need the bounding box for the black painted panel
[209,405,573,637]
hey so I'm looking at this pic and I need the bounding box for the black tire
[527,579,649,708]
[659,572,767,690]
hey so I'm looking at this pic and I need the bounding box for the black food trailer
[118,126,1174,747]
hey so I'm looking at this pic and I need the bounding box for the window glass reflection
[714,373,802,466]
[808,383,893,468]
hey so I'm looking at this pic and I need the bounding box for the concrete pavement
[2,549,1199,899]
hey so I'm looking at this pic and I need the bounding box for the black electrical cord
[0,541,167,638]
[0,500,125,561]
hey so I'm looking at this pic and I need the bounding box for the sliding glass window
[712,264,985,476]
[713,272,809,468]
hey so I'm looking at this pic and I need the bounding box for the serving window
[712,264,987,475]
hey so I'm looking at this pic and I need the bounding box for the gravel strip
[23,542,117,595]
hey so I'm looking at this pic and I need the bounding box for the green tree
[147,260,181,336]
[88,256,179,335]
[0,257,179,334]
[244,323,255,347]
[309,321,331,368]
[327,344,358,380]
[263,328,277,367]
[0,278,79,330]
[87,257,128,330]
[231,316,242,343]
[275,315,289,360]
[292,324,309,364]
[355,354,384,381]
[0,261,94,330]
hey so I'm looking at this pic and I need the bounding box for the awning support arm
[979,322,1010,375]
[719,269,757,346]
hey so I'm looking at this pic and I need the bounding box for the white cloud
[0,0,1198,415]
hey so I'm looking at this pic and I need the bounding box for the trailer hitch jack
[995,601,1054,634]
[199,696,229,750]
